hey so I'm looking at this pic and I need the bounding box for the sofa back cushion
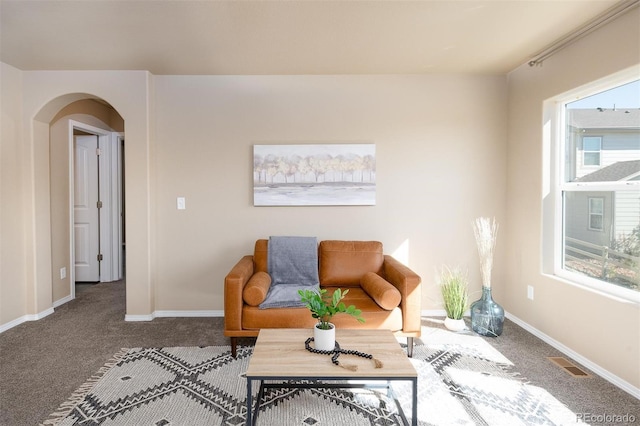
[319,240,384,287]
[254,239,269,273]
[255,239,385,287]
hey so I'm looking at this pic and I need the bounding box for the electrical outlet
[527,285,534,300]
[60,267,67,280]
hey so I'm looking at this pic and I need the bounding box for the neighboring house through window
[583,136,602,166]
[588,197,604,231]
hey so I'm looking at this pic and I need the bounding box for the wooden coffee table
[245,328,418,426]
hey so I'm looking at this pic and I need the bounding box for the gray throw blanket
[259,236,320,309]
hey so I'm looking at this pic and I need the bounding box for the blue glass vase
[470,287,504,337]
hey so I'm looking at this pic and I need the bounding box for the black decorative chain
[305,337,382,369]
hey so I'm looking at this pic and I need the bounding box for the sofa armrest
[383,255,422,336]
[224,255,254,333]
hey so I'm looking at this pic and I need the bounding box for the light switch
[177,197,186,210]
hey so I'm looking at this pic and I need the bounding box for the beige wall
[1,62,27,324]
[3,70,508,323]
[153,74,507,311]
[506,9,640,389]
[49,118,70,303]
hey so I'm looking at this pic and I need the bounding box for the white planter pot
[444,317,466,332]
[314,323,336,351]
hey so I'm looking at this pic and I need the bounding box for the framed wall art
[253,144,376,206]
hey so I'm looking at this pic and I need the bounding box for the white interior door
[74,135,100,282]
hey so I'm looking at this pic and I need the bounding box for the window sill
[545,271,640,305]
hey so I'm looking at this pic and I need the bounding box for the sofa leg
[230,337,237,358]
[407,337,414,358]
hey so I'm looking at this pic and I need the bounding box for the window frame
[548,69,640,304]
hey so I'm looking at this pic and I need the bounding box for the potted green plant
[439,266,469,332]
[298,288,364,350]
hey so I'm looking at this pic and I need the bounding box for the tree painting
[253,144,376,206]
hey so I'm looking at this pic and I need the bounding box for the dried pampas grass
[473,217,499,289]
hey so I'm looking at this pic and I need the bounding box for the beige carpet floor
[0,280,638,425]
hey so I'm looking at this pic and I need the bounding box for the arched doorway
[25,75,153,321]
[40,94,126,306]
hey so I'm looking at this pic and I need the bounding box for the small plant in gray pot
[439,266,469,332]
[298,288,364,350]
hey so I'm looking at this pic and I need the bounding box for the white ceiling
[0,0,624,75]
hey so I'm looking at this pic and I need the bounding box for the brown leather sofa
[224,239,422,357]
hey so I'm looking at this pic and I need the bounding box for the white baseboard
[125,310,224,321]
[422,309,447,317]
[155,310,223,318]
[505,311,640,400]
[422,309,473,317]
[53,294,73,308]
[0,308,55,333]
[124,314,156,321]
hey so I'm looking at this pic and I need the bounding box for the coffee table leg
[246,378,253,426]
[247,379,265,426]
[411,377,417,426]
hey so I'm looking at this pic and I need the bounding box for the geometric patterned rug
[41,328,585,425]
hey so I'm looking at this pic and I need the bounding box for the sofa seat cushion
[243,306,317,330]
[319,240,384,286]
[243,271,271,306]
[241,287,402,332]
[360,272,401,310]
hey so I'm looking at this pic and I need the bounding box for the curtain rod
[528,0,639,67]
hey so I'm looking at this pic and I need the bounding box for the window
[582,136,601,166]
[588,197,604,231]
[552,76,640,300]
